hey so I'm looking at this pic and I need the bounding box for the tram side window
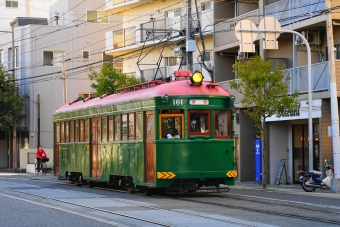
[84,119,89,142]
[136,112,142,140]
[114,115,121,140]
[65,121,69,142]
[122,114,127,140]
[80,119,84,142]
[129,113,135,140]
[75,120,79,142]
[188,110,210,135]
[60,122,65,142]
[146,112,154,139]
[102,116,107,142]
[70,120,74,142]
[55,123,60,143]
[214,111,232,138]
[108,116,113,140]
[160,115,183,139]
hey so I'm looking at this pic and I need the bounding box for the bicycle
[35,159,48,175]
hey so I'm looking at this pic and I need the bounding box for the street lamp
[235,17,313,173]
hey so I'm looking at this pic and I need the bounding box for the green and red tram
[53,71,237,193]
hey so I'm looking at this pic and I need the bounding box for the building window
[82,51,90,60]
[86,10,108,23]
[43,51,64,67]
[202,2,213,11]
[0,50,3,66]
[6,1,18,8]
[78,93,94,99]
[168,57,181,66]
[166,9,181,17]
[8,47,18,69]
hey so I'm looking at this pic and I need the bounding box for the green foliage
[88,62,143,97]
[0,66,29,135]
[229,56,299,133]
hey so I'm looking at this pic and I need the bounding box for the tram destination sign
[159,110,184,114]
[189,100,209,105]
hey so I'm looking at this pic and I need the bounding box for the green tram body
[53,78,236,193]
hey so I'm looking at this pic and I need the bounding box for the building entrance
[292,124,319,182]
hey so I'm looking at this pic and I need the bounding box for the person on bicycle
[36,145,47,172]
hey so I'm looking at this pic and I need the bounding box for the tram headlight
[161,94,169,103]
[190,71,204,86]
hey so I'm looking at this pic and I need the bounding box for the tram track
[167,193,340,225]
[1,175,340,226]
[0,180,274,227]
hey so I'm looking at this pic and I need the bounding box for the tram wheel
[140,187,152,195]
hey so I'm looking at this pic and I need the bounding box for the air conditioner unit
[237,50,247,60]
[301,30,321,45]
[295,35,302,46]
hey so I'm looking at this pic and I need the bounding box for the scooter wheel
[302,177,315,192]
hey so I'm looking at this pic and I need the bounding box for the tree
[0,66,28,138]
[88,62,143,97]
[229,56,299,190]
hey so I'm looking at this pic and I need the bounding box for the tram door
[91,118,101,178]
[145,111,155,184]
[54,123,60,175]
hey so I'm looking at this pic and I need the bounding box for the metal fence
[283,61,329,94]
[265,0,325,26]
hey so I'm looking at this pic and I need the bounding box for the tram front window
[188,110,210,135]
[214,111,232,138]
[160,115,183,139]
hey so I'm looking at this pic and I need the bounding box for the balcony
[106,18,186,56]
[265,0,325,26]
[214,0,326,49]
[283,61,329,94]
[214,10,259,49]
[140,64,208,81]
[105,0,143,14]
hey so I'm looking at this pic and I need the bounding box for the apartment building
[0,0,120,170]
[0,0,52,30]
[213,0,340,184]
[104,0,214,81]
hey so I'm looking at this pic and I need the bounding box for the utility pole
[62,53,67,104]
[326,0,340,193]
[186,0,195,71]
[37,94,40,147]
[10,20,17,170]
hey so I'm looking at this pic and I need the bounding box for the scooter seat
[310,170,322,175]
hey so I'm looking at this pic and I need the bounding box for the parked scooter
[297,159,334,192]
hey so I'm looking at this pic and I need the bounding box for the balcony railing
[140,64,203,81]
[265,0,325,26]
[283,61,329,94]
[106,27,139,51]
[214,10,259,48]
[140,17,186,42]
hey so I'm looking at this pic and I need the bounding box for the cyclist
[36,145,47,172]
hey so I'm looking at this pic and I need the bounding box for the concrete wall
[268,121,289,184]
[19,148,54,171]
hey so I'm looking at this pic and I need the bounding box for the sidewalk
[232,180,340,198]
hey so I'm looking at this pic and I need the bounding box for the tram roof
[54,80,230,114]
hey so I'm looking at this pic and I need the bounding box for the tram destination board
[159,110,184,114]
